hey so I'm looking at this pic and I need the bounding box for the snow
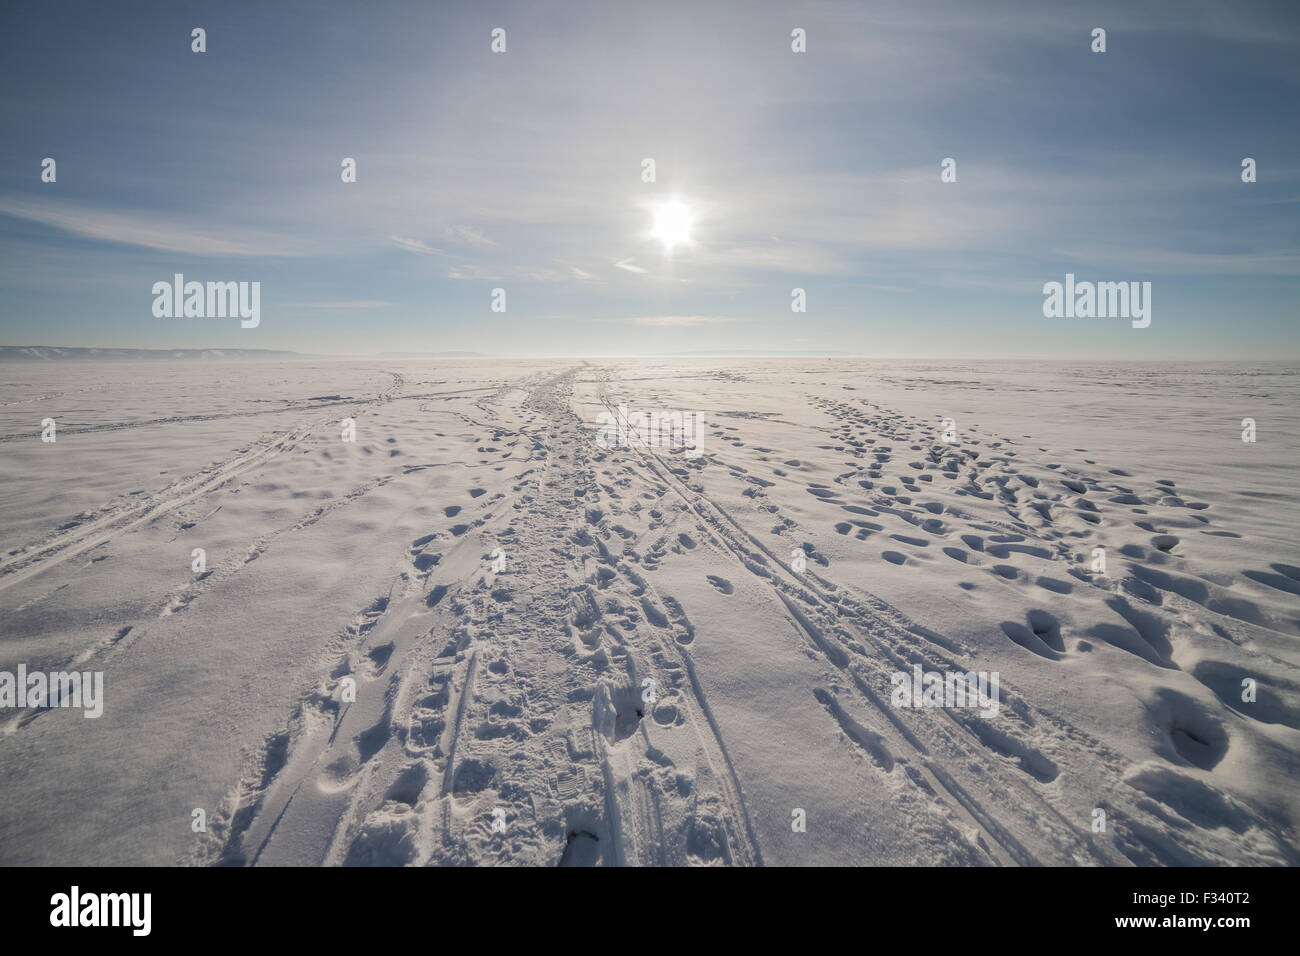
[0,358,1296,865]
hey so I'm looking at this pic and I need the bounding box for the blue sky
[1,0,1297,357]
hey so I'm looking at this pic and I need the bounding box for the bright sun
[650,200,694,250]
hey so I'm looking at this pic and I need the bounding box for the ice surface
[0,358,1296,865]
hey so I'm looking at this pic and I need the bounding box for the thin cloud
[1055,246,1300,276]
[445,263,587,281]
[446,264,499,279]
[622,315,742,326]
[281,300,394,309]
[444,224,496,247]
[390,235,442,255]
[0,196,305,257]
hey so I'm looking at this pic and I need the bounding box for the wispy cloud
[281,300,394,309]
[1055,246,1300,276]
[446,264,499,279]
[390,236,442,255]
[0,196,305,257]
[444,224,496,247]
[445,262,589,281]
[2,0,1295,356]
[618,315,743,326]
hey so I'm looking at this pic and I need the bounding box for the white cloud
[390,236,442,255]
[444,224,496,247]
[0,196,306,257]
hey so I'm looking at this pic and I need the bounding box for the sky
[0,0,1297,358]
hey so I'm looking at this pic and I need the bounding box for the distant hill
[0,346,311,361]
[0,346,859,361]
[658,349,861,357]
[0,346,495,361]
[374,351,488,358]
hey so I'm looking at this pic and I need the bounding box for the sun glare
[650,200,694,251]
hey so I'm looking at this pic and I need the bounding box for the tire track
[596,392,1104,866]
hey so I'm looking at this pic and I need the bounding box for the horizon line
[2,345,1298,363]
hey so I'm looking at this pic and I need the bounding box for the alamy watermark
[50,886,149,936]
[596,403,704,458]
[1042,273,1150,328]
[891,664,1000,717]
[0,665,104,718]
[152,274,260,328]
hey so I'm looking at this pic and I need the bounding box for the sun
[650,200,694,251]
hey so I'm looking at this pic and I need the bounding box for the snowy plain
[0,358,1296,866]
